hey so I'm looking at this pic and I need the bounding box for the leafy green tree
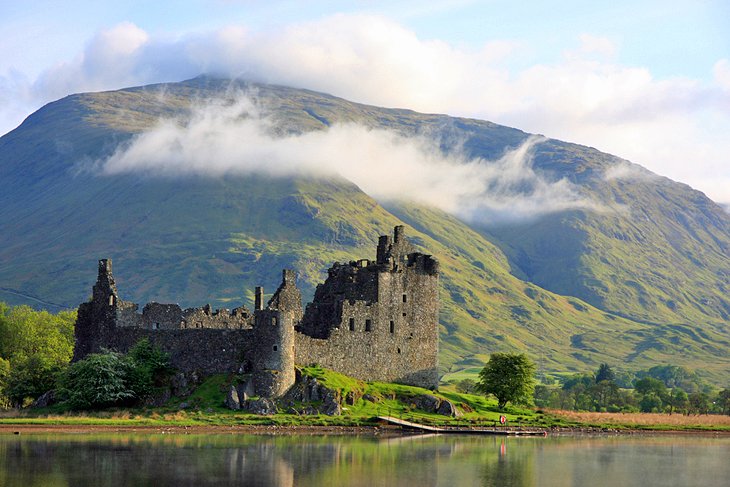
[666,388,689,415]
[0,357,10,408]
[455,378,478,395]
[639,392,663,413]
[635,377,669,413]
[477,353,536,409]
[6,356,64,406]
[643,365,701,392]
[634,377,667,397]
[0,303,76,405]
[58,339,172,410]
[718,389,730,416]
[59,351,135,410]
[688,392,711,415]
[591,379,619,411]
[125,338,173,399]
[595,364,615,383]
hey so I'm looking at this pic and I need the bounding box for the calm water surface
[1,432,728,486]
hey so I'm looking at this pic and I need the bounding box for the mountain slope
[1,76,728,383]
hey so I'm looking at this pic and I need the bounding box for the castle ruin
[73,226,439,397]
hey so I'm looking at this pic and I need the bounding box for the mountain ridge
[1,76,728,383]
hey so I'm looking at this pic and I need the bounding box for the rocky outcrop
[242,398,277,415]
[280,375,343,416]
[398,393,462,417]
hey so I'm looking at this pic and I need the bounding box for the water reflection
[1,432,728,486]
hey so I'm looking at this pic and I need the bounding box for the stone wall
[73,226,440,396]
[294,226,439,388]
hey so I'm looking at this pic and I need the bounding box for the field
[549,409,730,431]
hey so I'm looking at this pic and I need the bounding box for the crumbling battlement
[73,226,440,396]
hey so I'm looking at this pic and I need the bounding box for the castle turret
[73,259,120,361]
[93,259,119,307]
[254,286,264,311]
[250,270,301,397]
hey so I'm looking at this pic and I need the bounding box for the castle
[73,226,440,397]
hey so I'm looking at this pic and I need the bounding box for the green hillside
[0,76,728,384]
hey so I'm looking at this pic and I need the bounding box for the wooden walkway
[377,416,547,436]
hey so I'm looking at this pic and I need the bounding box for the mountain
[1,76,728,383]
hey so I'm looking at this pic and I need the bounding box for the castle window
[109,296,115,306]
[273,345,278,351]
[397,348,401,354]
[402,312,406,317]
[349,318,355,331]
[390,321,395,333]
[152,322,159,330]
[365,319,372,332]
[272,316,278,326]
[402,294,407,303]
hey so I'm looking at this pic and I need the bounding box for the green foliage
[126,338,174,399]
[58,340,172,410]
[688,392,711,415]
[637,365,703,393]
[455,378,478,394]
[477,353,536,409]
[595,364,615,383]
[667,388,689,415]
[0,357,10,408]
[718,389,730,416]
[59,351,135,410]
[639,392,664,413]
[0,303,76,406]
[634,377,667,397]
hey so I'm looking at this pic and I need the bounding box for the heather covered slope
[0,77,728,382]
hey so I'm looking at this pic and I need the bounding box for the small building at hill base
[73,226,440,397]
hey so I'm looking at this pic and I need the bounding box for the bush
[58,339,172,410]
[59,351,136,409]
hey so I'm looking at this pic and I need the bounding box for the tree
[57,339,173,410]
[477,353,536,409]
[59,351,136,410]
[595,364,615,383]
[591,380,619,411]
[125,338,173,399]
[688,392,711,415]
[0,357,10,408]
[455,378,478,394]
[0,303,76,406]
[634,377,668,413]
[634,377,667,397]
[667,388,689,415]
[718,389,730,416]
[639,392,663,413]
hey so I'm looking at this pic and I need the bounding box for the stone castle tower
[73,226,440,396]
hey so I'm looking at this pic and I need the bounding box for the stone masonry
[73,226,439,397]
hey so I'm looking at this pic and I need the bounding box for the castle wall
[294,239,439,389]
[73,226,440,396]
[101,327,256,376]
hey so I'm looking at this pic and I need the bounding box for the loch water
[1,432,728,486]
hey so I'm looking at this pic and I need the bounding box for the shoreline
[2,423,729,437]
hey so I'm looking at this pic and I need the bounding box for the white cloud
[98,95,597,222]
[2,14,729,203]
[603,160,659,182]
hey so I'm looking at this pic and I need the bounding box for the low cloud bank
[99,95,598,223]
[2,15,729,204]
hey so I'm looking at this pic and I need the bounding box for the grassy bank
[1,366,728,432]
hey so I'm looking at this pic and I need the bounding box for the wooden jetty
[377,416,547,436]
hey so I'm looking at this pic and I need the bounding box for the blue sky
[1,0,729,203]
